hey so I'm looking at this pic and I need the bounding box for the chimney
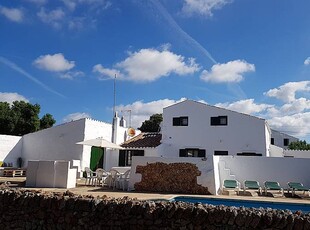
[120,116,127,128]
[111,111,120,143]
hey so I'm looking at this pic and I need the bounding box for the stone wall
[1,188,310,230]
[135,162,210,195]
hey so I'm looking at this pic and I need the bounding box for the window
[173,116,188,126]
[284,138,289,146]
[211,116,228,126]
[214,151,228,156]
[271,138,274,145]
[179,149,206,158]
[119,150,144,166]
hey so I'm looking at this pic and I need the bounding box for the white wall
[213,156,221,195]
[160,100,268,157]
[284,150,310,158]
[144,148,159,157]
[129,156,217,194]
[22,117,128,172]
[217,156,310,194]
[22,119,86,168]
[0,135,22,167]
[265,123,271,157]
[104,149,119,171]
[83,118,112,170]
[84,118,130,171]
[271,129,299,149]
[269,145,284,157]
[1,116,129,173]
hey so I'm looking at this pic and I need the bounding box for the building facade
[159,100,271,158]
[0,115,130,172]
[270,129,299,149]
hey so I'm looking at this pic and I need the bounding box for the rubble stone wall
[1,189,310,230]
[135,162,210,195]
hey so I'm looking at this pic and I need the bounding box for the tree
[288,140,310,150]
[138,113,163,132]
[0,102,13,134]
[10,101,41,135]
[40,113,56,130]
[0,101,56,136]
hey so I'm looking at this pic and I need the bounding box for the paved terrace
[1,176,310,205]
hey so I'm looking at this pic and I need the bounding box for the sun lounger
[222,179,240,195]
[264,181,284,196]
[243,180,262,195]
[288,182,310,197]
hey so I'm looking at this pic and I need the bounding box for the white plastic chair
[108,169,120,190]
[117,169,131,191]
[84,167,96,185]
[94,168,109,187]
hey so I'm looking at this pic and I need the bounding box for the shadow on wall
[2,138,23,168]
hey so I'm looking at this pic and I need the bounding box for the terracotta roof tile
[121,132,161,148]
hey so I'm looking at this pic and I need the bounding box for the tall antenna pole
[111,74,117,143]
[113,74,116,116]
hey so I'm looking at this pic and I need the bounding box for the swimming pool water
[172,196,310,213]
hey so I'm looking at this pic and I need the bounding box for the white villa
[0,113,131,173]
[1,99,310,194]
[271,129,298,150]
[160,100,271,157]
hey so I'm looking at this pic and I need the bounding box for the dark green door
[90,147,104,171]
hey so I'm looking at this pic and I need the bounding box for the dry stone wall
[1,188,310,229]
[135,162,210,195]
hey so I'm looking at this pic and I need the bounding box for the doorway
[119,150,144,166]
[90,147,104,171]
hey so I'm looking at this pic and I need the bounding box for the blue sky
[1,0,310,140]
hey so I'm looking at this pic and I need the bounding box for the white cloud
[182,0,233,17]
[278,98,310,115]
[63,0,111,29]
[0,56,65,98]
[62,0,77,11]
[215,99,272,115]
[25,0,47,5]
[264,81,310,103]
[59,71,84,80]
[62,0,111,11]
[33,53,75,72]
[213,81,310,139]
[0,92,29,105]
[200,60,255,83]
[268,112,310,138]
[62,112,91,123]
[115,98,186,128]
[112,48,200,82]
[92,64,122,80]
[304,57,310,65]
[37,8,65,29]
[93,48,200,83]
[0,6,23,22]
[68,17,86,30]
[211,98,310,139]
